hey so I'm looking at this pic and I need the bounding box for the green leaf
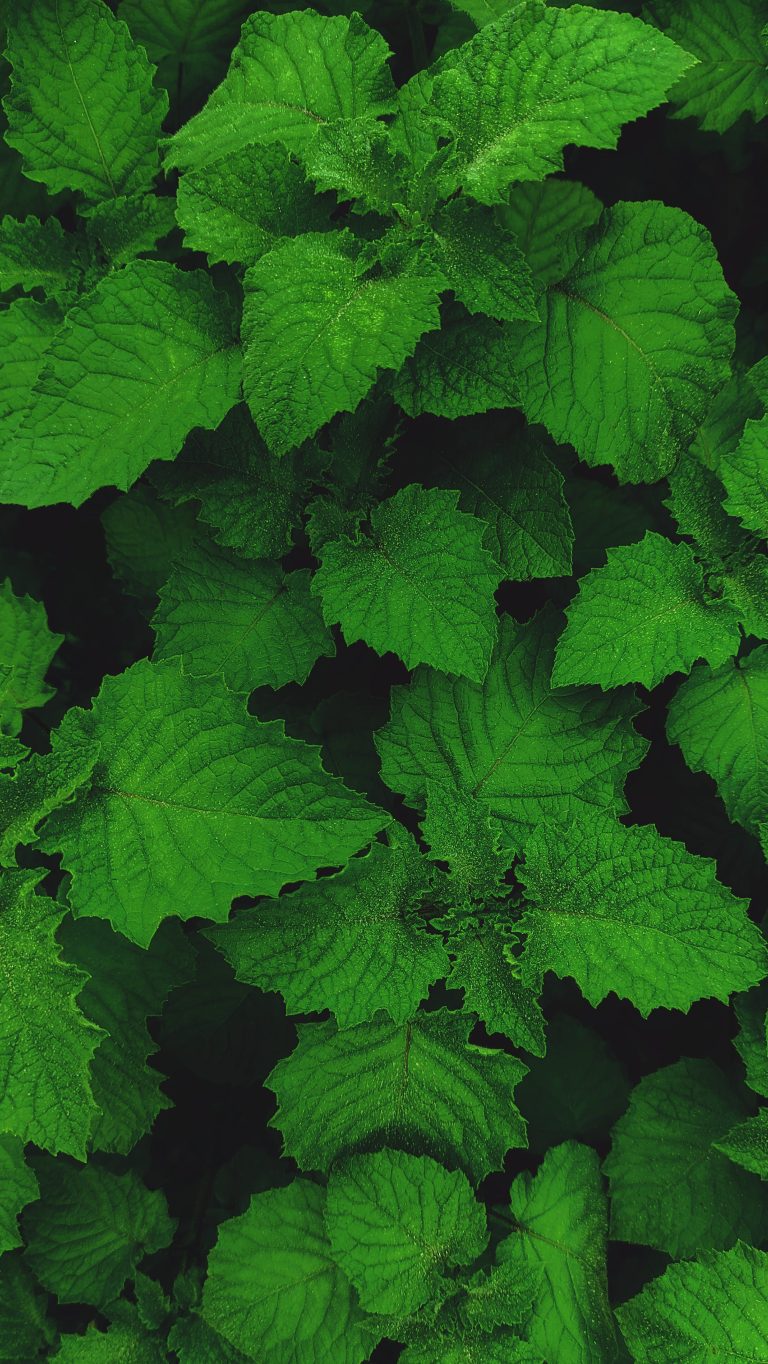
[150,405,308,561]
[617,1242,768,1363]
[497,1142,621,1364]
[102,484,199,601]
[0,261,242,509]
[0,1253,54,1362]
[166,10,395,172]
[0,871,101,1159]
[121,0,250,110]
[690,366,764,472]
[393,304,520,420]
[734,984,768,1099]
[40,660,387,946]
[83,192,177,266]
[458,1260,538,1335]
[0,1139,37,1256]
[3,0,168,201]
[24,1162,175,1308]
[431,1,692,201]
[169,1314,250,1364]
[202,1181,370,1364]
[422,779,512,907]
[242,233,442,455]
[206,833,448,1028]
[313,485,502,680]
[303,117,404,214]
[511,202,738,483]
[517,813,766,1014]
[0,715,97,863]
[58,917,193,1154]
[552,533,741,690]
[668,651,768,835]
[427,200,538,323]
[376,608,646,842]
[447,918,547,1057]
[326,1149,487,1315]
[715,1108,768,1178]
[154,537,333,693]
[432,432,573,580]
[644,0,768,133]
[604,1058,768,1256]
[515,1014,629,1154]
[721,413,768,538]
[0,214,84,306]
[0,579,62,735]
[55,1308,168,1363]
[0,297,61,433]
[268,1009,527,1182]
[176,144,333,266]
[498,179,602,286]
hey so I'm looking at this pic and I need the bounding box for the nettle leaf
[0,214,84,306]
[206,833,448,1028]
[24,1163,174,1308]
[498,179,603,287]
[169,1314,251,1364]
[618,1242,768,1364]
[325,1149,488,1315]
[552,533,741,691]
[644,0,768,134]
[176,144,333,266]
[0,298,62,434]
[154,537,333,693]
[150,405,307,561]
[0,262,242,509]
[0,871,102,1159]
[268,1009,528,1181]
[376,608,647,842]
[604,1058,768,1257]
[0,580,62,736]
[433,433,573,580]
[313,485,502,680]
[202,1181,370,1364]
[242,233,442,455]
[721,413,768,538]
[39,659,387,946]
[517,814,767,1015]
[427,199,538,323]
[82,192,177,267]
[394,305,520,420]
[3,0,168,201]
[497,1142,621,1364]
[0,716,97,863]
[303,117,405,214]
[511,202,738,483]
[668,650,768,835]
[715,1108,768,1178]
[422,779,512,907]
[121,0,250,109]
[447,918,547,1057]
[431,1,692,202]
[0,1139,37,1256]
[58,917,193,1155]
[166,10,395,172]
[55,1307,167,1363]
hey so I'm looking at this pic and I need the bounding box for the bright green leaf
[393,304,520,420]
[721,413,768,538]
[0,214,83,305]
[428,199,538,323]
[715,1108,768,1178]
[0,580,62,736]
[498,179,602,286]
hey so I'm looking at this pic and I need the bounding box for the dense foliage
[0,0,767,1359]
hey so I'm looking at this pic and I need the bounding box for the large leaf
[268,1009,527,1182]
[121,0,250,109]
[39,659,388,946]
[721,413,768,538]
[511,202,738,482]
[0,262,242,508]
[3,0,167,201]
[644,0,768,133]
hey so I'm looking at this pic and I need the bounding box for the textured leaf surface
[207,834,447,1027]
[202,1181,370,1364]
[0,298,61,433]
[325,1149,487,1314]
[432,1,692,201]
[314,485,502,680]
[166,10,395,171]
[0,262,242,508]
[0,1253,54,1362]
[428,200,538,322]
[0,214,83,306]
[102,485,199,601]
[617,1242,768,1363]
[83,191,177,266]
[497,1142,621,1364]
[0,581,62,735]
[268,1009,527,1181]
[715,1109,768,1178]
[154,538,332,693]
[552,534,741,690]
[668,650,768,835]
[376,608,646,841]
[243,233,442,454]
[645,0,768,133]
[3,0,167,200]
[55,1310,167,1363]
[0,871,101,1158]
[0,718,97,862]
[511,202,738,482]
[721,413,768,538]
[605,1059,768,1256]
[423,779,512,908]
[498,179,603,286]
[121,0,250,108]
[517,814,766,1014]
[24,1163,174,1307]
[40,659,387,946]
[0,1139,37,1256]
[734,985,768,1100]
[394,306,520,419]
[447,920,546,1056]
